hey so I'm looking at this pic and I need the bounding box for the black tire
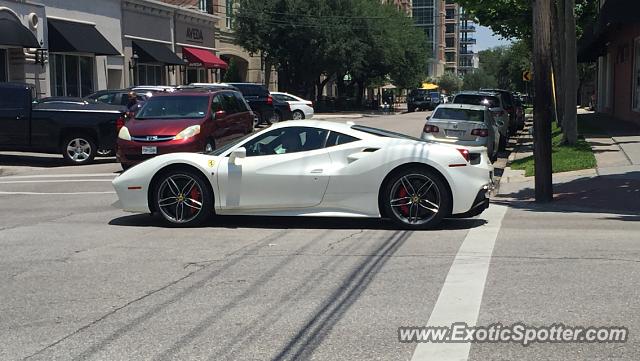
[97,149,115,157]
[253,111,262,127]
[152,168,213,227]
[271,111,282,123]
[498,134,507,151]
[381,167,452,230]
[62,134,96,165]
[292,110,305,120]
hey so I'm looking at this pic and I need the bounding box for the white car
[271,92,314,120]
[112,121,493,229]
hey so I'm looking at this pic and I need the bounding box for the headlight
[174,125,201,140]
[118,126,131,141]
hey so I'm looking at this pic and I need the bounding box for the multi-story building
[383,0,411,15]
[413,0,444,78]
[458,7,478,76]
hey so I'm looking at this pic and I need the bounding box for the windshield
[136,96,209,120]
[454,94,500,108]
[433,108,485,122]
[209,133,255,156]
[351,125,423,142]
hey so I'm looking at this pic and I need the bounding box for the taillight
[423,124,440,133]
[471,128,489,137]
[116,116,125,132]
[267,95,273,105]
[456,148,470,162]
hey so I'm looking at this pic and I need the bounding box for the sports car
[112,120,494,229]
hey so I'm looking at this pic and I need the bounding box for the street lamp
[129,52,139,86]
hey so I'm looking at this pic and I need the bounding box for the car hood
[126,117,204,136]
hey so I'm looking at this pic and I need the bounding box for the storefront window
[186,67,208,84]
[634,38,640,112]
[136,64,165,85]
[0,49,7,82]
[50,54,95,97]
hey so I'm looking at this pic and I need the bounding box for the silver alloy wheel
[270,112,281,123]
[66,138,92,162]
[292,110,304,120]
[157,174,204,224]
[389,174,441,225]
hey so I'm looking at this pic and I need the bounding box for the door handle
[310,169,323,174]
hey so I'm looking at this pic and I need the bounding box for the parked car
[271,92,314,120]
[271,97,294,123]
[116,89,253,170]
[407,89,440,112]
[0,82,125,164]
[226,83,275,126]
[481,88,518,134]
[86,90,148,107]
[130,85,176,98]
[513,95,526,130]
[452,91,510,150]
[113,120,493,228]
[35,96,96,105]
[422,104,499,162]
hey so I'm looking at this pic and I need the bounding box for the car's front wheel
[153,169,213,227]
[62,135,96,165]
[382,167,451,230]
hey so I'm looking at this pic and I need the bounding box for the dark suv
[227,83,275,125]
[480,89,521,132]
[407,89,440,112]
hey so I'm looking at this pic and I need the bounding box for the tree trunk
[532,0,554,202]
[563,0,578,144]
[551,0,565,127]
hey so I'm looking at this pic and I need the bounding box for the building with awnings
[578,0,640,125]
[122,0,224,87]
[0,2,46,94]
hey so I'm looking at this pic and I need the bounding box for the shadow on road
[109,213,487,230]
[495,171,640,221]
[0,153,116,168]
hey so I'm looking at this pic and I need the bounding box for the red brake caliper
[398,187,410,216]
[189,187,201,215]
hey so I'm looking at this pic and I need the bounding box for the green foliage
[233,0,427,98]
[222,59,242,82]
[510,121,596,176]
[477,40,531,92]
[437,72,463,93]
[462,69,497,90]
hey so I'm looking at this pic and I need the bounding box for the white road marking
[411,204,508,361]
[0,191,116,195]
[0,179,114,184]
[0,173,117,179]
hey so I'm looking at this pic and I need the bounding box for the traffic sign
[523,70,532,82]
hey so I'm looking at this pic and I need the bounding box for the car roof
[455,91,500,96]
[435,103,487,111]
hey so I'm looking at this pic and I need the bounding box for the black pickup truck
[0,82,125,165]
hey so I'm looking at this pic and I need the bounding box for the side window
[233,93,251,112]
[211,95,224,113]
[243,127,328,157]
[0,88,28,110]
[326,131,360,147]
[222,93,240,114]
[97,93,115,104]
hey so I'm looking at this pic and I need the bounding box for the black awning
[132,40,184,66]
[0,18,40,48]
[48,19,120,56]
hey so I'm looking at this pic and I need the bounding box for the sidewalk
[495,110,640,215]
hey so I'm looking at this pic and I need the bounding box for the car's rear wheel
[62,135,96,165]
[270,111,282,123]
[292,110,304,120]
[153,169,213,227]
[382,167,451,230]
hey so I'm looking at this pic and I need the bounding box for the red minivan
[117,89,253,169]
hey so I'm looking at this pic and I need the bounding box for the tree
[563,0,578,144]
[462,69,497,90]
[222,59,242,82]
[532,0,553,202]
[233,0,427,102]
[437,72,463,94]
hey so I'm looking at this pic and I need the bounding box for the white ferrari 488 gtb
[112,121,494,229]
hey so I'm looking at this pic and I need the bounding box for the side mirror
[229,147,246,165]
[214,110,226,120]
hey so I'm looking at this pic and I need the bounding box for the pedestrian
[126,91,142,114]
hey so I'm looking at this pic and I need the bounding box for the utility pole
[532,0,553,202]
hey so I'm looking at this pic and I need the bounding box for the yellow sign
[421,83,439,90]
[207,160,215,167]
[523,71,532,82]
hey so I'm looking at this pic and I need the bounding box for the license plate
[446,129,465,138]
[142,146,157,155]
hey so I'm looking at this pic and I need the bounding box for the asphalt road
[1,111,638,360]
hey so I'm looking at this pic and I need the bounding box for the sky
[475,25,512,51]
